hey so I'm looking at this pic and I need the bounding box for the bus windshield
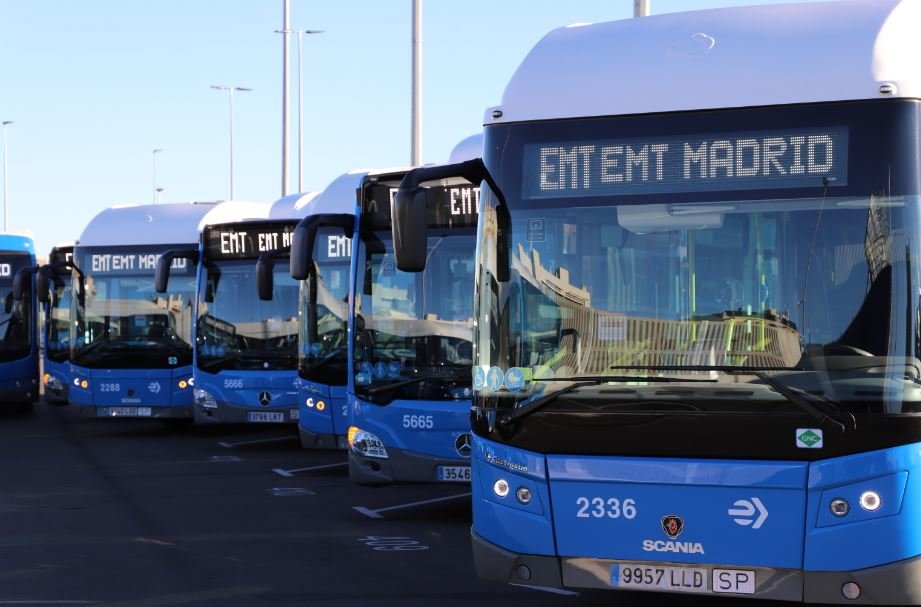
[354,229,475,402]
[71,246,195,369]
[476,102,921,415]
[46,272,71,363]
[198,259,299,372]
[0,252,33,361]
[298,227,351,385]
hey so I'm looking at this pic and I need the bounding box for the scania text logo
[455,433,472,458]
[258,391,272,406]
[729,497,769,529]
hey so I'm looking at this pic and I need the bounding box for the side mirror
[256,252,276,301]
[393,157,496,273]
[290,214,355,280]
[155,248,199,293]
[36,267,51,304]
[391,187,431,272]
[12,266,35,301]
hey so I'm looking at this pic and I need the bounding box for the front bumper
[349,445,470,485]
[77,405,193,419]
[298,425,346,450]
[193,400,300,425]
[471,531,921,604]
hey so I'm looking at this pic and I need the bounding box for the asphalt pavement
[0,402,803,607]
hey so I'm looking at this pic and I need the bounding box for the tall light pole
[152,148,163,204]
[2,121,11,232]
[295,29,323,193]
[411,0,422,166]
[281,0,291,197]
[634,0,650,17]
[211,85,252,200]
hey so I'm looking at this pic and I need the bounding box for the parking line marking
[352,507,383,519]
[353,492,471,519]
[218,436,298,448]
[0,602,98,605]
[510,584,580,596]
[271,462,347,477]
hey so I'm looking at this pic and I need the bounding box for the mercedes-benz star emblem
[455,433,473,458]
[258,391,272,406]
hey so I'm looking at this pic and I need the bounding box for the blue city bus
[392,1,921,603]
[0,233,38,410]
[42,243,73,404]
[292,172,365,449]
[293,146,482,482]
[68,202,263,420]
[157,196,316,425]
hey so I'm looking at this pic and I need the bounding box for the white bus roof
[76,201,269,247]
[448,134,483,163]
[488,0,919,124]
[308,168,411,216]
[268,192,320,220]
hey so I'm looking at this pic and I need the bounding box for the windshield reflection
[354,231,475,402]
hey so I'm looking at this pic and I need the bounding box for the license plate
[247,411,285,423]
[109,407,152,417]
[436,466,471,482]
[289,409,300,420]
[611,564,755,595]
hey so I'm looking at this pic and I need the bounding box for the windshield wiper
[611,364,855,433]
[497,374,716,430]
[364,374,469,396]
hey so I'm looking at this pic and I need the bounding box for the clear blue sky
[0,0,838,256]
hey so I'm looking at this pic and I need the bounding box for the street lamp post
[634,0,650,17]
[211,85,252,200]
[295,29,323,193]
[2,121,12,232]
[152,148,163,204]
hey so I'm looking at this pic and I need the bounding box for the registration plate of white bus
[436,466,471,482]
[247,411,284,423]
[611,564,755,595]
[108,407,152,417]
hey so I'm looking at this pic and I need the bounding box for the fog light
[859,491,881,512]
[493,479,509,498]
[516,487,532,505]
[515,564,532,581]
[841,582,861,600]
[830,498,850,517]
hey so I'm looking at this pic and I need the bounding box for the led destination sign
[77,246,193,276]
[523,127,848,199]
[203,222,297,260]
[364,183,480,229]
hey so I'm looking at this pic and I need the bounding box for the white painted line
[209,455,242,463]
[218,436,298,448]
[353,492,471,519]
[272,462,347,477]
[0,602,97,605]
[510,583,580,596]
[352,506,384,519]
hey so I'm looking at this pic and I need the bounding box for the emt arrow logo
[728,498,768,529]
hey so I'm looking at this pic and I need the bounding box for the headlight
[44,375,63,391]
[194,388,218,409]
[73,377,89,389]
[347,426,388,459]
[177,377,192,390]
